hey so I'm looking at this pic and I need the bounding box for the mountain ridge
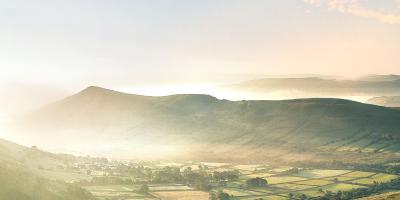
[15,86,400,162]
[225,76,400,97]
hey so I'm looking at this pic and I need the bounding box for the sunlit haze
[1,0,400,91]
[1,0,400,150]
[2,2,400,199]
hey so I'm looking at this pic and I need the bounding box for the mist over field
[2,0,400,200]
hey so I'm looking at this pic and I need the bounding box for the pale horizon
[1,0,399,91]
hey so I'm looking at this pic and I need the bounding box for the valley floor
[56,161,400,200]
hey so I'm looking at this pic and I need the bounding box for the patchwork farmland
[73,162,399,200]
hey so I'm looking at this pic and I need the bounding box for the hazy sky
[1,0,400,90]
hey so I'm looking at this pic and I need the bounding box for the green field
[72,162,400,200]
[321,183,366,192]
[350,173,399,185]
[342,171,376,178]
[83,185,147,200]
[296,179,333,186]
[297,169,350,178]
[267,176,307,184]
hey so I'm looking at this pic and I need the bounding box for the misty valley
[2,1,400,199]
[2,84,400,200]
[2,138,400,200]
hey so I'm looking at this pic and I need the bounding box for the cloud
[304,0,400,24]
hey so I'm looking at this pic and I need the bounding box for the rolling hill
[367,96,400,107]
[15,86,400,162]
[359,74,400,82]
[0,138,94,200]
[226,76,400,97]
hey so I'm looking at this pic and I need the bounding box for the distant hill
[0,138,94,200]
[226,76,400,97]
[0,83,69,115]
[367,96,400,107]
[16,86,400,163]
[359,74,400,82]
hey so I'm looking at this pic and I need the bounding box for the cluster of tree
[288,193,308,200]
[209,191,237,200]
[183,167,213,190]
[149,166,213,190]
[128,165,153,180]
[78,164,153,182]
[63,154,109,168]
[147,166,241,191]
[78,176,133,185]
[213,170,240,182]
[278,167,301,176]
[138,183,149,194]
[153,166,183,183]
[245,177,268,187]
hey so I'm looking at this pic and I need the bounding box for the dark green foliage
[138,183,149,194]
[218,191,233,200]
[209,191,235,200]
[213,170,240,181]
[150,166,213,191]
[153,166,183,183]
[279,167,300,175]
[183,167,212,191]
[209,192,218,200]
[246,177,268,187]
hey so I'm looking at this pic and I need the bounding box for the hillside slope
[16,86,400,162]
[0,138,94,200]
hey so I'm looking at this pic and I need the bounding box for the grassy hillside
[0,138,94,200]
[17,86,400,162]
